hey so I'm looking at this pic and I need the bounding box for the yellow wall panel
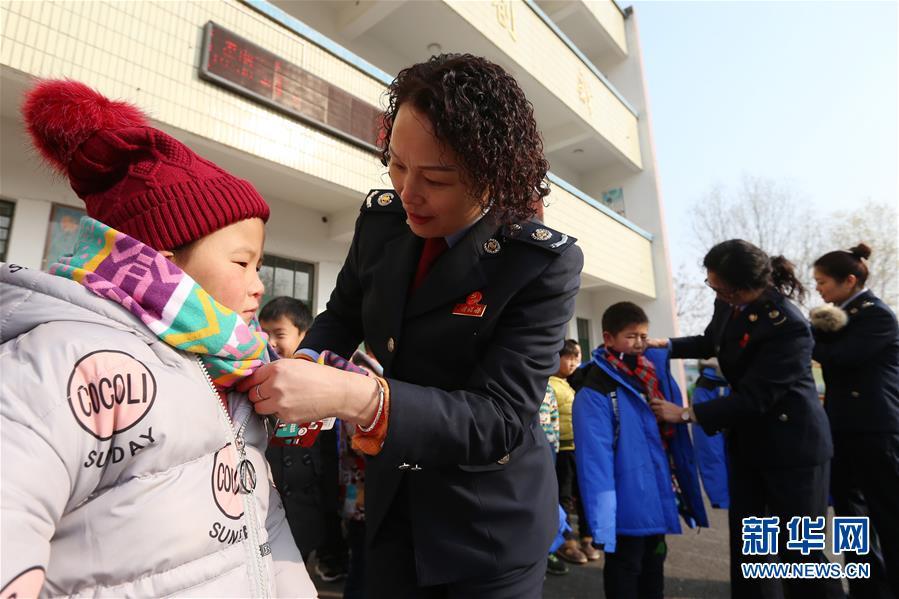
[443,0,641,169]
[544,187,656,297]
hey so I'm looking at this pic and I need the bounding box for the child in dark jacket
[260,297,349,582]
[572,302,708,599]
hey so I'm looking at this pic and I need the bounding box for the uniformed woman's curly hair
[379,54,549,223]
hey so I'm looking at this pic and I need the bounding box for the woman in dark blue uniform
[241,54,583,598]
[650,239,843,599]
[811,243,899,599]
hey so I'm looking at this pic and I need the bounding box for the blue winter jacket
[549,505,571,554]
[573,347,708,553]
[692,367,731,509]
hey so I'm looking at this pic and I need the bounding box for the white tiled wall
[0,0,656,298]
[1,0,386,195]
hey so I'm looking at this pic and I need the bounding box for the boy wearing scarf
[571,302,708,599]
[0,80,316,597]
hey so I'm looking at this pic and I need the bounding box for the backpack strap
[609,390,620,451]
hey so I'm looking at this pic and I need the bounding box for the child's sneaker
[314,556,348,582]
[546,553,569,576]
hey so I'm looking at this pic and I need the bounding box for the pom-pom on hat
[22,79,269,250]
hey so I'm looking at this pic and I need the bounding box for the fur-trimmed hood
[809,303,849,332]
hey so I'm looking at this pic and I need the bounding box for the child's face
[603,322,650,356]
[557,346,581,378]
[260,316,305,358]
[167,218,265,323]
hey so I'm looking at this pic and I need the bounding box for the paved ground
[312,503,847,598]
[312,500,732,598]
[541,501,732,599]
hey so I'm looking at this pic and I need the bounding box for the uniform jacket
[300,190,584,586]
[671,290,833,469]
[692,367,731,508]
[812,290,899,433]
[571,347,708,553]
[0,264,315,598]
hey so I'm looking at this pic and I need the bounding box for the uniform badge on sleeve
[768,309,787,326]
[452,291,487,318]
[483,238,501,254]
[531,228,553,241]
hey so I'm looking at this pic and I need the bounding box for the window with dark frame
[576,317,592,363]
[0,199,15,262]
[42,203,86,271]
[258,254,315,314]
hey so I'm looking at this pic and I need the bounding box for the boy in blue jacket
[572,302,708,599]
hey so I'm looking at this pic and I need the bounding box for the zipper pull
[237,457,257,494]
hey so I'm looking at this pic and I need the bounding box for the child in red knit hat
[0,80,317,597]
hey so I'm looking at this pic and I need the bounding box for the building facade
[0,0,679,355]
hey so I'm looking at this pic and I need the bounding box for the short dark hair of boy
[259,296,313,333]
[560,339,580,357]
[602,302,649,335]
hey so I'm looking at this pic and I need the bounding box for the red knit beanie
[22,79,270,250]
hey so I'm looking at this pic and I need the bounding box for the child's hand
[649,397,687,423]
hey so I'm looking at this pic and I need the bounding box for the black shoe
[546,553,569,576]
[315,558,348,583]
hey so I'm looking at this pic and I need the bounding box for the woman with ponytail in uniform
[648,239,843,599]
[811,243,899,599]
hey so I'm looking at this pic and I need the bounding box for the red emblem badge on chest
[453,291,487,317]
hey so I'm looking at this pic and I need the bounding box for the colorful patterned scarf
[50,217,267,388]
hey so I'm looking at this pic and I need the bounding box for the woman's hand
[237,359,380,426]
[645,338,670,349]
[649,397,689,423]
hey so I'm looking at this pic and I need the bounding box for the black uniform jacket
[671,290,832,469]
[300,190,584,585]
[813,290,899,433]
